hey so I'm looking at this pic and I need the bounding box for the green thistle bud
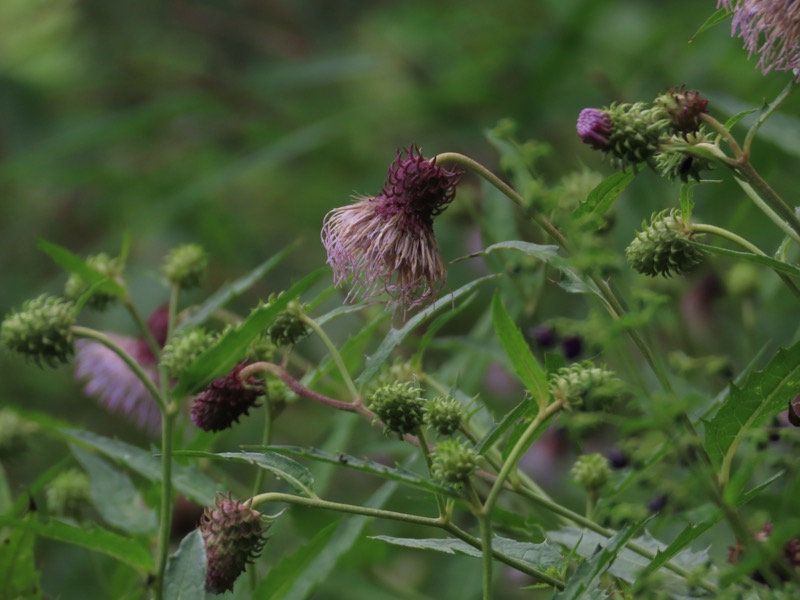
[367,382,425,435]
[425,396,462,436]
[200,494,269,594]
[162,244,208,289]
[570,453,610,492]
[626,209,705,277]
[431,439,479,484]
[549,362,622,409]
[654,86,709,135]
[246,333,279,363]
[160,328,216,378]
[0,408,38,459]
[46,469,91,519]
[64,253,123,311]
[1,295,76,368]
[654,131,714,182]
[268,299,309,347]
[605,102,669,168]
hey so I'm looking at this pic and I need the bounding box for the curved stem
[733,178,800,244]
[744,79,797,156]
[124,299,160,359]
[700,113,744,158]
[301,314,360,401]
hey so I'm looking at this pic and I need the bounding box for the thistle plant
[5,4,800,599]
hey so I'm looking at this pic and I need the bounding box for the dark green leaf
[164,529,207,600]
[474,398,535,456]
[37,239,126,298]
[572,170,636,222]
[0,515,153,573]
[688,240,800,278]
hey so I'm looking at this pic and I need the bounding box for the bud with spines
[162,243,208,289]
[190,362,262,432]
[570,453,610,492]
[268,299,309,347]
[604,102,669,168]
[160,328,217,378]
[654,86,709,136]
[626,209,705,277]
[367,382,425,435]
[654,130,714,182]
[200,494,268,594]
[1,295,76,368]
[46,468,92,519]
[64,253,123,311]
[431,439,479,484]
[425,396,462,436]
[549,362,622,409]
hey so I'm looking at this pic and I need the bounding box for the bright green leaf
[572,170,636,222]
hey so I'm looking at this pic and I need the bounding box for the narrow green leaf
[474,398,535,456]
[0,514,41,599]
[679,181,697,220]
[636,519,717,581]
[245,446,459,499]
[164,529,207,600]
[572,170,636,222]
[491,292,549,406]
[691,7,730,41]
[177,268,325,394]
[723,108,760,131]
[355,274,498,386]
[179,241,301,330]
[37,239,126,298]
[60,429,220,505]
[0,515,153,573]
[71,445,158,535]
[173,451,314,497]
[704,339,800,467]
[688,240,800,278]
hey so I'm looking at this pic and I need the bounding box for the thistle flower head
[200,494,268,594]
[190,362,262,432]
[64,253,123,311]
[570,453,611,492]
[75,305,167,432]
[654,86,709,135]
[577,108,614,150]
[321,146,462,314]
[626,209,705,277]
[367,382,426,435]
[1,295,76,368]
[719,1,800,77]
[431,439,479,484]
[162,243,208,289]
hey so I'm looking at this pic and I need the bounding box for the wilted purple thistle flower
[74,306,168,432]
[321,146,462,313]
[190,361,262,432]
[577,108,613,150]
[719,0,800,77]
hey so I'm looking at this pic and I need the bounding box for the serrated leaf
[492,292,549,406]
[704,339,800,468]
[0,514,41,600]
[177,268,325,394]
[178,241,300,330]
[355,274,498,387]
[60,429,220,505]
[572,170,636,222]
[371,535,563,571]
[245,446,459,499]
[71,445,157,535]
[37,239,126,298]
[0,515,153,573]
[173,451,314,497]
[688,241,800,278]
[164,529,207,600]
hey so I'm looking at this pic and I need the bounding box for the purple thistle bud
[719,1,800,77]
[577,108,613,150]
[321,145,462,314]
[530,325,557,349]
[200,494,268,594]
[561,335,583,359]
[190,362,262,432]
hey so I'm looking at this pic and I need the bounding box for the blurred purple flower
[74,306,168,433]
[321,145,462,313]
[719,1,800,77]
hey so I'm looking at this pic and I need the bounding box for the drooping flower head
[321,146,462,313]
[719,1,800,77]
[190,361,262,432]
[74,306,169,432]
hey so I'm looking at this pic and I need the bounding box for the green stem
[467,482,493,600]
[415,427,445,516]
[737,161,800,240]
[743,79,797,156]
[124,299,160,359]
[301,314,360,401]
[155,407,176,600]
[700,113,744,158]
[167,285,180,341]
[252,401,274,496]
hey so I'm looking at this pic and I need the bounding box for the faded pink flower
[75,306,168,432]
[719,1,800,76]
[321,146,462,313]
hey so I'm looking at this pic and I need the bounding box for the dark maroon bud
[788,396,800,427]
[561,335,583,359]
[648,494,668,513]
[607,448,629,470]
[530,326,557,349]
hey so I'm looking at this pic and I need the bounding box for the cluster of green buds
[160,327,217,378]
[548,361,622,410]
[64,252,123,311]
[1,295,76,368]
[431,439,479,485]
[268,297,309,347]
[46,468,92,519]
[424,396,462,436]
[367,382,425,435]
[162,243,209,289]
[626,209,705,277]
[200,494,269,594]
[570,453,611,493]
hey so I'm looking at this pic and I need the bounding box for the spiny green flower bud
[654,131,714,182]
[1,295,76,368]
[425,396,462,436]
[246,333,279,363]
[46,469,91,518]
[160,328,216,378]
[570,453,610,492]
[431,439,479,484]
[367,382,425,435]
[626,209,705,277]
[64,253,123,311]
[268,299,309,347]
[654,86,709,135]
[549,362,622,409]
[200,494,268,594]
[162,243,208,289]
[0,408,38,459]
[605,102,669,168]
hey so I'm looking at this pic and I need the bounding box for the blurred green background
[3,0,800,597]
